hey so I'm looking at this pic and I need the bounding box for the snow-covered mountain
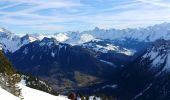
[22,23,170,46]
[44,22,170,45]
[8,37,116,92]
[113,39,170,100]
[81,40,136,56]
[83,39,170,100]
[11,22,167,57]
[1,22,170,53]
[80,23,170,42]
[0,28,37,53]
[2,23,170,100]
[141,39,170,72]
[0,28,21,52]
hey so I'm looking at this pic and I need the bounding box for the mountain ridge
[1,22,170,53]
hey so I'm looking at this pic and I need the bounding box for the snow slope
[0,87,19,100]
[1,82,101,100]
[0,81,68,100]
[142,39,170,71]
[18,84,68,100]
[82,41,136,56]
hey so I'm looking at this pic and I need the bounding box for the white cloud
[0,2,23,10]
[27,25,65,31]
[137,0,170,8]
[0,0,170,33]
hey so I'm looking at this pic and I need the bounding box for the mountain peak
[39,37,59,47]
[93,27,100,31]
[0,28,15,40]
[142,39,170,72]
[0,28,7,32]
[153,39,170,47]
[21,34,37,42]
[0,28,13,35]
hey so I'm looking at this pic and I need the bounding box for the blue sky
[0,0,170,34]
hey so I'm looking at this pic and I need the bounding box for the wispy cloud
[0,0,170,33]
[137,0,170,8]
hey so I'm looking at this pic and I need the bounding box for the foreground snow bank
[0,87,18,100]
[0,82,102,100]
[0,83,68,100]
[18,83,68,100]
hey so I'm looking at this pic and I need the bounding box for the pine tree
[0,51,22,97]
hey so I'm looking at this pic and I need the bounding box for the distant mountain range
[1,22,170,99]
[1,22,170,53]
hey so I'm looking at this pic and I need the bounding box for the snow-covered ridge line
[19,22,170,44]
[131,83,153,100]
[82,42,136,56]
[142,39,170,71]
[37,22,170,43]
[0,30,37,53]
[1,22,170,53]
